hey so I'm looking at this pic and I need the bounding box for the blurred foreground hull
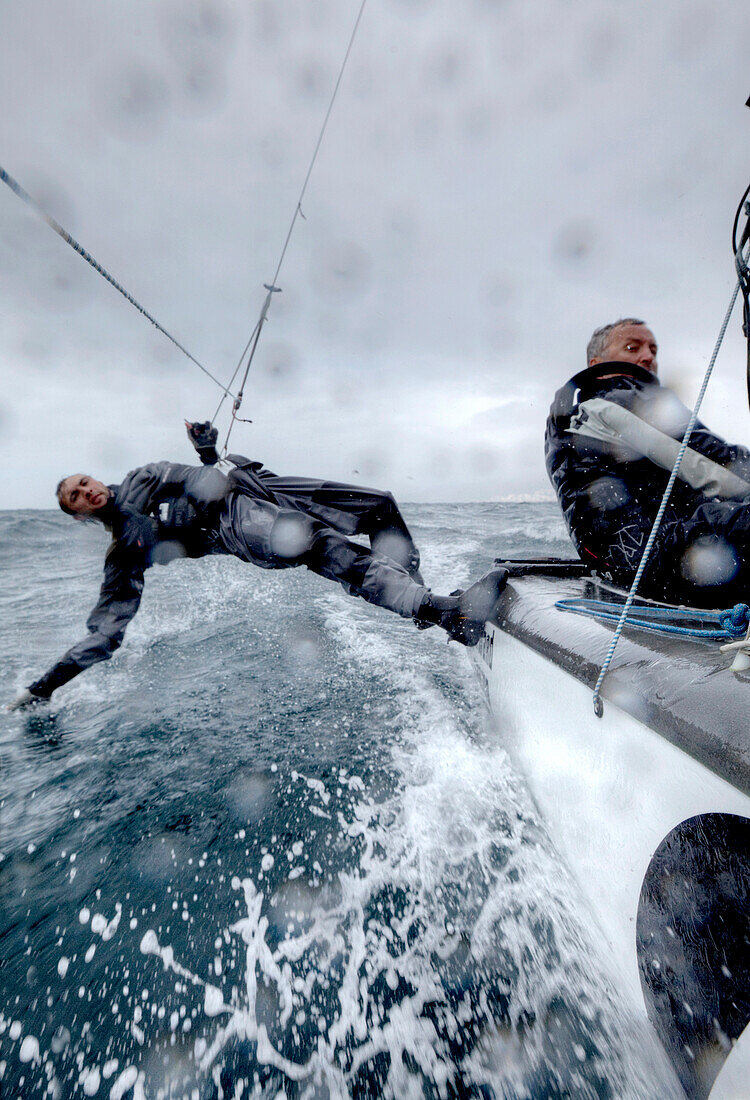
[472,572,750,1100]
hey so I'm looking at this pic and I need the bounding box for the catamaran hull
[472,576,750,1100]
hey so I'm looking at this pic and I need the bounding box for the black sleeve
[687,421,750,484]
[196,445,220,466]
[28,547,145,699]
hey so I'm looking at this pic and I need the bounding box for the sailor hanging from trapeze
[8,424,507,708]
[0,169,508,713]
[2,2,510,714]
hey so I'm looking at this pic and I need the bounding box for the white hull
[474,622,750,1010]
[471,570,750,1099]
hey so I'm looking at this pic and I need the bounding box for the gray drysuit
[28,456,427,699]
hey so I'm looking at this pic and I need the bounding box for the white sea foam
[79,1065,100,1095]
[90,904,122,941]
[1,504,680,1098]
[109,1065,141,1099]
[19,1035,39,1063]
[121,588,679,1098]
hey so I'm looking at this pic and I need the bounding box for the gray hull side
[491,576,750,796]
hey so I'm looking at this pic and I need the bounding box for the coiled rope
[557,597,750,641]
[591,270,745,717]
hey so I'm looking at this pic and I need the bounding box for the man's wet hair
[56,477,74,516]
[586,318,646,364]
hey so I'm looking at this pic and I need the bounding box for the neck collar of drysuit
[550,362,660,422]
[569,361,659,391]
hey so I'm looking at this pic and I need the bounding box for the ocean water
[0,503,681,1100]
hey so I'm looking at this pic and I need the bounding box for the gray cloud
[1,0,750,506]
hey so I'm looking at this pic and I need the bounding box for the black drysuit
[545,362,750,606]
[28,456,427,699]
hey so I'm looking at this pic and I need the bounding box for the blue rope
[557,598,750,641]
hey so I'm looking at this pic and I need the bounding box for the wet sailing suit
[545,361,750,606]
[27,456,430,700]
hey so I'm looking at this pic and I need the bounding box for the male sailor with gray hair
[545,318,750,605]
[9,423,507,709]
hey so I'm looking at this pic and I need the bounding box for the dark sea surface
[0,503,680,1099]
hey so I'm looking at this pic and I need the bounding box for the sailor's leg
[302,482,424,581]
[300,521,508,643]
[302,523,427,618]
[360,491,424,583]
[650,502,750,607]
[222,497,506,645]
[221,499,424,616]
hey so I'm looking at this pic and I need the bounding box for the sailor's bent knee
[370,491,401,525]
[301,527,374,593]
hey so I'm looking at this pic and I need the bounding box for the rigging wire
[215,0,369,452]
[0,164,235,400]
[731,180,750,409]
[594,176,750,713]
[1,0,368,437]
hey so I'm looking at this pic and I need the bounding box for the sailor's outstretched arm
[19,550,145,705]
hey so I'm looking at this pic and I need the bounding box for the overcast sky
[2,0,750,508]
